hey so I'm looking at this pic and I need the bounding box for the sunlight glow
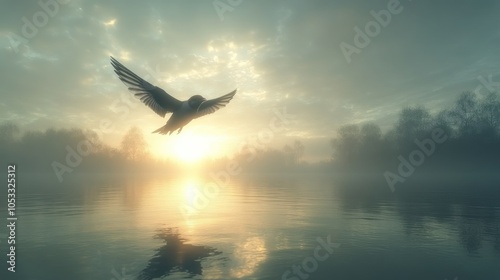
[170,133,212,163]
[119,51,131,61]
[184,181,200,205]
[178,178,209,228]
[231,237,268,278]
[104,18,117,27]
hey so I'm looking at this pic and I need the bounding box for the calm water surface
[1,174,499,280]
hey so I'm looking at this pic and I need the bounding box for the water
[1,174,499,280]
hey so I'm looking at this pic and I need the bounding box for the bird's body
[110,56,236,135]
[155,101,193,134]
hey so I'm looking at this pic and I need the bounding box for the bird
[110,56,237,135]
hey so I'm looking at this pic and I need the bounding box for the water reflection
[230,236,267,278]
[138,228,222,280]
[4,174,500,280]
[333,178,500,255]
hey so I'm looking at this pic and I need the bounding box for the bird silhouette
[110,56,237,135]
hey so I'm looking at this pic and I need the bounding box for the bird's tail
[152,124,174,135]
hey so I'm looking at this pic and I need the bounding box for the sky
[1,0,500,162]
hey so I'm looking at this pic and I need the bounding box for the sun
[153,131,226,163]
[170,133,212,163]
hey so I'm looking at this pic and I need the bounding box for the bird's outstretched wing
[196,89,237,118]
[110,56,182,117]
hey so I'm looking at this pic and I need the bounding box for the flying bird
[110,56,237,135]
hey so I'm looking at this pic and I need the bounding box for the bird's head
[188,95,207,109]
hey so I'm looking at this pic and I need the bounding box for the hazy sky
[1,0,500,161]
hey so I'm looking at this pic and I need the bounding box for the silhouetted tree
[331,124,360,163]
[395,106,431,150]
[293,140,305,161]
[477,92,500,137]
[0,122,19,144]
[449,91,479,136]
[120,126,148,160]
[359,123,385,165]
[329,90,500,179]
[283,140,305,166]
[432,110,454,138]
[360,123,382,148]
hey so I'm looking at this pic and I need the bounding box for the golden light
[178,180,201,226]
[155,131,216,164]
[104,18,117,27]
[119,51,131,61]
[174,135,210,163]
[183,180,200,205]
[231,237,268,278]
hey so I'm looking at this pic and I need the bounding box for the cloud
[1,0,500,161]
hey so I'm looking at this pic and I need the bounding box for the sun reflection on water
[230,236,268,278]
[184,180,200,206]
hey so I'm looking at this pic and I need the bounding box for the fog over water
[1,0,500,279]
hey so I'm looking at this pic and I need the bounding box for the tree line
[330,91,500,179]
[1,90,498,180]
